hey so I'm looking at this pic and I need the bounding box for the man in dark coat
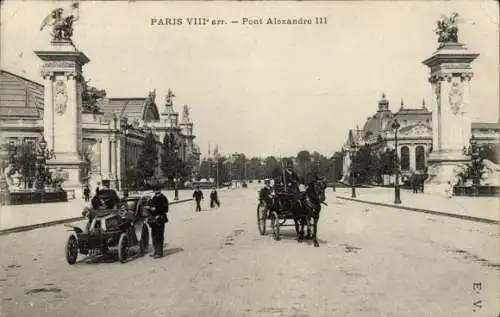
[83,185,90,202]
[282,161,300,195]
[97,183,120,209]
[193,186,204,212]
[149,185,169,258]
[90,188,103,209]
[210,187,220,208]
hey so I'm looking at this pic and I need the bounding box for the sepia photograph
[0,1,498,316]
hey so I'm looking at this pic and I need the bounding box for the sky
[1,0,498,158]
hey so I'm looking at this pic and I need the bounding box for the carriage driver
[282,161,300,195]
[281,161,301,209]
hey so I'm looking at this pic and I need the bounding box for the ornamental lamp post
[174,145,179,200]
[350,143,357,198]
[123,127,129,198]
[392,119,402,204]
[36,136,55,194]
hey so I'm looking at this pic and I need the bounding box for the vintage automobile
[64,195,152,264]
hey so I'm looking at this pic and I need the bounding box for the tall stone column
[101,135,111,181]
[423,41,478,190]
[35,41,90,198]
[409,145,416,172]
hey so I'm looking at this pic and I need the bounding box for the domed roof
[363,93,394,135]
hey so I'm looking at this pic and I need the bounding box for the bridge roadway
[0,186,498,317]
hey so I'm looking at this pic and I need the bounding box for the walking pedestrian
[210,187,220,208]
[83,185,90,201]
[193,186,204,212]
[148,185,169,258]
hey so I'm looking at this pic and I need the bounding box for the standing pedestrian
[83,185,90,201]
[193,186,204,212]
[149,185,169,258]
[210,187,220,208]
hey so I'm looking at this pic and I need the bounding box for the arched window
[415,146,425,171]
[400,146,410,170]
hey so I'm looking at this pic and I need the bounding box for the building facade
[0,69,201,193]
[341,93,500,183]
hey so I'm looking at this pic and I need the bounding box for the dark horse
[294,179,327,247]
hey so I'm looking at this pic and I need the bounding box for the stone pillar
[409,145,416,172]
[101,135,111,181]
[423,42,478,190]
[110,136,119,190]
[42,73,55,149]
[35,41,90,198]
[97,138,102,176]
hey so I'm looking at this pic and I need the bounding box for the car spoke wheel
[65,234,78,265]
[139,224,149,254]
[257,203,267,235]
[118,233,129,263]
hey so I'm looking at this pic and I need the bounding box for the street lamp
[123,126,129,198]
[174,144,179,200]
[350,143,357,198]
[392,119,402,204]
[35,136,55,193]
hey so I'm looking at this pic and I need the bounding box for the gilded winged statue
[435,12,461,46]
[40,2,80,41]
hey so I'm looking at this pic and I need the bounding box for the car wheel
[65,234,78,265]
[118,233,129,263]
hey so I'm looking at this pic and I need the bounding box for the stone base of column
[47,158,86,200]
[425,150,469,193]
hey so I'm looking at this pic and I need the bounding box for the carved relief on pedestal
[448,78,463,115]
[54,80,68,115]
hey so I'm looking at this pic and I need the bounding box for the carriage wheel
[271,212,280,241]
[118,233,129,263]
[65,234,78,265]
[257,203,267,235]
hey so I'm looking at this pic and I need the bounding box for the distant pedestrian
[193,186,204,212]
[148,185,169,258]
[210,187,220,208]
[83,185,90,201]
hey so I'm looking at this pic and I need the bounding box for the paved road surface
[0,188,498,317]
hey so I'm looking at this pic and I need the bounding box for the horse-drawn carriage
[257,179,327,247]
[64,195,152,264]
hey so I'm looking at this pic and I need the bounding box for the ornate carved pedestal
[422,42,479,192]
[35,40,90,198]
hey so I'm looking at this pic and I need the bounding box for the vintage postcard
[0,1,498,316]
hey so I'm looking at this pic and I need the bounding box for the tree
[160,133,181,185]
[9,142,37,190]
[137,132,158,185]
[296,150,311,179]
[81,78,106,113]
[264,156,279,178]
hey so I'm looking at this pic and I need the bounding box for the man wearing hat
[282,161,300,194]
[148,185,169,258]
[281,160,301,209]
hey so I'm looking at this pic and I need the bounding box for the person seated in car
[90,188,103,210]
[96,183,120,209]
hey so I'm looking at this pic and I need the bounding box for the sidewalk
[334,187,499,224]
[0,189,192,233]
